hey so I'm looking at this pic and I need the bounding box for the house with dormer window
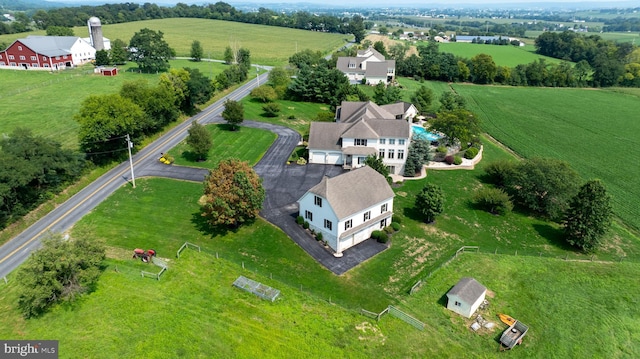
[336,47,395,85]
[297,166,394,256]
[308,101,413,175]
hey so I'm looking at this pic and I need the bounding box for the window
[389,139,395,145]
[32,64,38,67]
[455,301,461,307]
[30,56,36,60]
[364,211,371,221]
[398,150,404,160]
[381,203,388,213]
[43,56,47,60]
[380,219,387,228]
[399,139,405,145]
[379,139,386,145]
[19,55,25,60]
[9,55,14,60]
[345,220,353,230]
[18,46,22,51]
[324,219,332,230]
[348,62,355,68]
[44,64,49,68]
[378,149,385,158]
[314,196,322,207]
[354,139,367,146]
[358,156,365,164]
[387,68,394,74]
[0,54,2,59]
[305,210,313,221]
[388,149,394,159]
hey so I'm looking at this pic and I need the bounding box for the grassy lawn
[242,98,331,136]
[168,123,276,168]
[379,252,640,358]
[0,59,229,148]
[454,84,640,231]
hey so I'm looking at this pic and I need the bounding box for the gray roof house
[297,166,395,256]
[308,101,412,175]
[446,277,487,318]
[336,47,395,85]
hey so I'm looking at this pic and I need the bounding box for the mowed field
[454,84,640,230]
[437,42,563,67]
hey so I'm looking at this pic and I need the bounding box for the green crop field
[0,19,348,66]
[436,43,563,67]
[168,123,276,167]
[453,84,640,231]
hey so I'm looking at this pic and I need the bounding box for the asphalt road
[0,72,269,279]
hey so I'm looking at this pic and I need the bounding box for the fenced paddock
[360,306,424,330]
[233,275,280,302]
[176,242,201,258]
[141,257,168,280]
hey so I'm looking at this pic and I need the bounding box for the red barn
[0,36,96,70]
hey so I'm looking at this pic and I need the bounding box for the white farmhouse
[308,101,413,175]
[297,166,394,257]
[446,277,487,318]
[336,47,395,85]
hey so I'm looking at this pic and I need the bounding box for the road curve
[0,73,269,279]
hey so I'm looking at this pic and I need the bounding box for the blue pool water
[412,125,440,142]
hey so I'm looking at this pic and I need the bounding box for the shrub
[315,111,335,122]
[473,187,513,215]
[288,114,296,120]
[484,160,517,187]
[392,214,402,224]
[436,146,448,154]
[371,230,388,243]
[262,102,280,117]
[296,215,304,225]
[453,155,463,165]
[296,157,307,165]
[391,222,400,231]
[310,228,315,235]
[303,221,309,229]
[316,232,323,241]
[464,147,479,159]
[444,155,454,164]
[384,226,395,234]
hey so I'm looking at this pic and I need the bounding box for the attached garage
[309,151,342,165]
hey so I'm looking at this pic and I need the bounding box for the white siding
[446,292,486,318]
[297,193,339,249]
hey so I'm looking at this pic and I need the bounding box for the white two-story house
[336,47,396,85]
[308,101,413,175]
[297,166,395,257]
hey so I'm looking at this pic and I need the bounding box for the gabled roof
[357,47,386,61]
[336,101,395,123]
[18,36,82,57]
[336,56,365,73]
[308,122,349,150]
[447,277,487,304]
[308,166,394,220]
[366,60,395,78]
[380,102,415,118]
[341,120,379,139]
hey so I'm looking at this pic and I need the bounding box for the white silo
[87,16,104,51]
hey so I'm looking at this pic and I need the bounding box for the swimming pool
[412,125,440,142]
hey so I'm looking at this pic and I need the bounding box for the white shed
[446,277,487,318]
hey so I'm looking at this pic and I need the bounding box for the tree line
[382,37,639,88]
[2,1,365,41]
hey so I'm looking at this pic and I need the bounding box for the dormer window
[354,139,367,146]
[348,62,355,69]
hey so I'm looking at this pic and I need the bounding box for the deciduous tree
[415,183,444,223]
[109,38,128,65]
[250,85,277,102]
[563,179,612,252]
[46,26,74,36]
[222,99,244,130]
[201,159,265,228]
[16,234,105,318]
[186,121,212,161]
[431,109,480,146]
[94,49,110,66]
[470,53,497,84]
[129,28,173,73]
[190,40,203,62]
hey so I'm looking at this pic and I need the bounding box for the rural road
[0,71,269,279]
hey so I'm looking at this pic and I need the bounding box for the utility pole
[126,134,136,188]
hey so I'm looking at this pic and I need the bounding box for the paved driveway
[144,119,388,275]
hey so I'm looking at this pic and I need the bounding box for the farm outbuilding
[446,277,487,318]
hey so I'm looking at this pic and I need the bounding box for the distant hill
[0,0,68,10]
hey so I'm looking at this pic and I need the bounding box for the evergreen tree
[411,86,434,114]
[563,179,613,252]
[364,155,391,183]
[109,39,128,65]
[94,49,110,66]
